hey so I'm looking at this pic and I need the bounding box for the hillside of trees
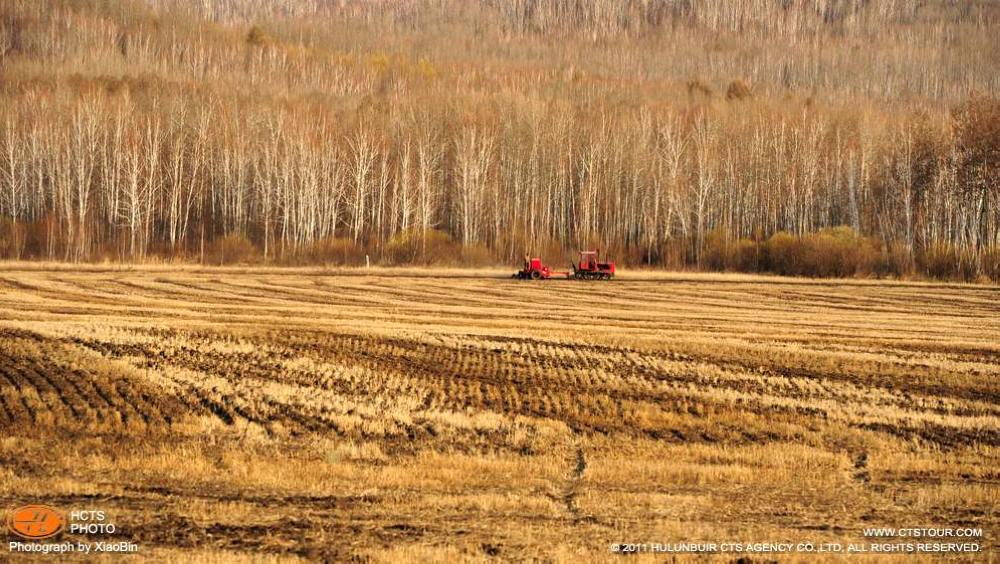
[1,0,998,280]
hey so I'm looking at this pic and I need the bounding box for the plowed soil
[0,266,997,561]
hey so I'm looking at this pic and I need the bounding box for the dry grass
[0,265,996,561]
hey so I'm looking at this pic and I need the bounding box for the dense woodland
[0,0,998,279]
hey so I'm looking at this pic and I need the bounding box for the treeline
[0,0,998,280]
[704,227,999,281]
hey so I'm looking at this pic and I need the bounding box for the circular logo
[6,505,66,540]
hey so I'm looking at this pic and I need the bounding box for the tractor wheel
[530,270,541,280]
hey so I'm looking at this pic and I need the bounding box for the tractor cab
[573,250,615,280]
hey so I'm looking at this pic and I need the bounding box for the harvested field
[0,265,997,561]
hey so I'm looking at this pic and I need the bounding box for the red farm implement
[512,256,569,280]
[513,250,615,280]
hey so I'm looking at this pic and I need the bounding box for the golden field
[0,265,997,561]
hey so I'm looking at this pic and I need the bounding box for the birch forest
[0,0,998,279]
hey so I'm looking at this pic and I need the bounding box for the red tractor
[572,250,615,280]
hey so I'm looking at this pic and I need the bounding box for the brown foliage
[686,79,713,98]
[0,219,25,259]
[206,234,259,265]
[726,80,752,101]
[459,243,497,267]
[703,229,759,271]
[764,227,881,278]
[919,243,990,282]
[980,247,1000,283]
[298,237,366,266]
[245,25,270,47]
[385,229,464,265]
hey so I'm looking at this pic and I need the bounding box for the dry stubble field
[0,265,997,561]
